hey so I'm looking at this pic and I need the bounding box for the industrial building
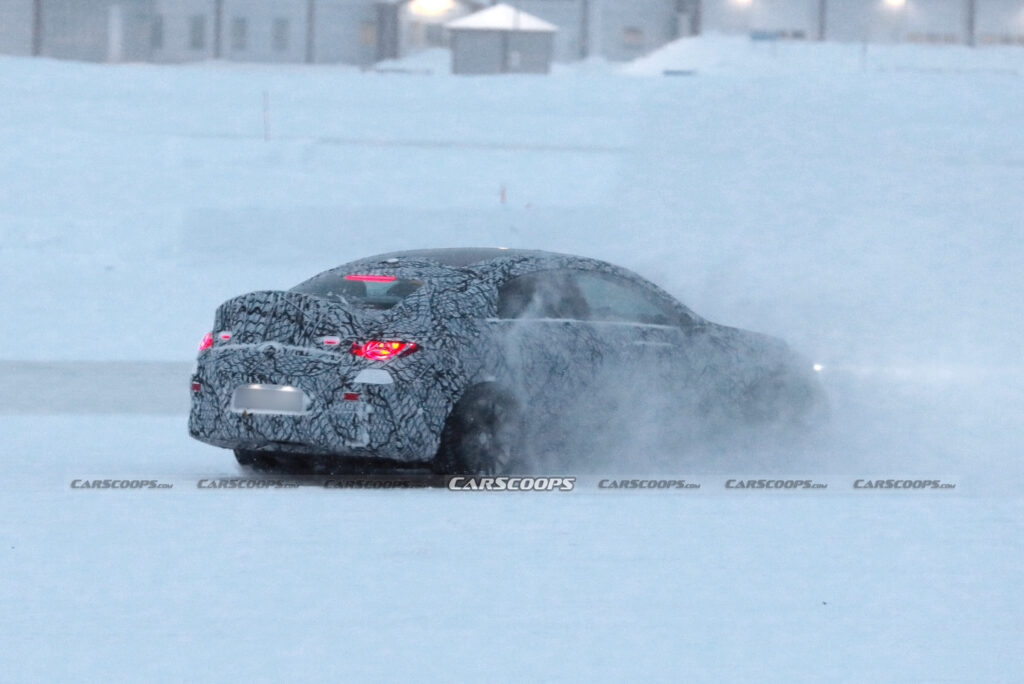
[1,0,1022,67]
[700,0,1024,46]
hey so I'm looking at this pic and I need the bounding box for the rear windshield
[292,274,424,310]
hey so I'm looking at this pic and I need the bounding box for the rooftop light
[408,0,456,17]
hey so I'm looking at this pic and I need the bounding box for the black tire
[433,385,523,476]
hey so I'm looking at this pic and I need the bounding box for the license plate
[231,384,309,415]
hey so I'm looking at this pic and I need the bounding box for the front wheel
[433,386,524,476]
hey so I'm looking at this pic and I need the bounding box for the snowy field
[2,37,1023,681]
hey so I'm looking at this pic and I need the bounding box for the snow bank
[625,33,1024,76]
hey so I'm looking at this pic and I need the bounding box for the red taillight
[322,337,341,346]
[218,331,232,340]
[345,274,396,282]
[350,340,418,361]
[191,381,202,392]
[343,392,359,401]
[199,332,213,351]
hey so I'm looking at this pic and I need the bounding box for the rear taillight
[350,340,419,361]
[199,331,232,351]
[345,274,396,282]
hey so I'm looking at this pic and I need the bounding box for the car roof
[330,247,703,323]
[365,248,570,268]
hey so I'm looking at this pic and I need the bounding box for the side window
[497,272,590,321]
[188,15,206,51]
[231,18,248,52]
[574,272,680,326]
[151,16,164,50]
[273,18,291,52]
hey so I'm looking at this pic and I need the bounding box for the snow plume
[493,273,828,476]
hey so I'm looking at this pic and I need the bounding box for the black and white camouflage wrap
[189,249,823,466]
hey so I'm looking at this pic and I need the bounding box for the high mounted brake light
[350,340,419,361]
[345,274,396,282]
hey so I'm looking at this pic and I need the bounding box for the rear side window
[573,272,680,326]
[292,274,424,310]
[497,271,590,320]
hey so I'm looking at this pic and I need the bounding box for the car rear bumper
[188,346,441,462]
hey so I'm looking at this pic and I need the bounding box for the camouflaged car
[189,248,824,474]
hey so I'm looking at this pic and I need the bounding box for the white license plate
[231,384,309,415]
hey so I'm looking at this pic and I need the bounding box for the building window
[151,15,164,50]
[409,22,425,48]
[622,27,644,48]
[189,15,206,51]
[360,22,377,46]
[273,18,290,52]
[231,18,247,51]
[425,23,444,46]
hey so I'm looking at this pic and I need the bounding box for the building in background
[699,0,1024,46]
[503,0,684,62]
[0,0,690,64]
[0,0,37,56]
[397,0,478,55]
[147,0,382,65]
[447,3,556,73]
[0,0,1021,66]
[0,0,384,65]
[0,0,154,61]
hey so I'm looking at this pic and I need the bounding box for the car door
[570,270,701,429]
[486,269,605,445]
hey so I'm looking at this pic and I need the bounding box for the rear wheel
[433,385,523,476]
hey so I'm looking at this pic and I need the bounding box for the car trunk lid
[211,290,366,348]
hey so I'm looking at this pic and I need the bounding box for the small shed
[446,3,557,75]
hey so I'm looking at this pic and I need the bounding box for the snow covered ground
[1,37,1023,681]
